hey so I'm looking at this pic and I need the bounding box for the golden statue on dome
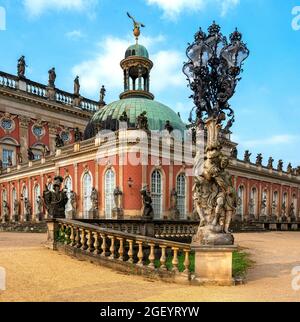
[127,12,145,43]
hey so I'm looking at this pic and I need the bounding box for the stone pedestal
[269,223,277,231]
[44,219,59,250]
[281,224,288,231]
[192,245,237,286]
[88,209,99,219]
[112,208,124,220]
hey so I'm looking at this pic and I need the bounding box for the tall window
[237,186,245,219]
[151,170,162,219]
[82,173,92,219]
[64,177,73,215]
[177,174,186,219]
[33,185,41,215]
[292,194,297,216]
[22,186,28,215]
[250,187,257,216]
[1,189,7,214]
[273,191,278,216]
[2,149,13,168]
[104,169,115,219]
[11,188,17,218]
[283,193,288,207]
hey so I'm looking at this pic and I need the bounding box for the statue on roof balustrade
[17,56,27,78]
[74,76,80,96]
[48,67,56,88]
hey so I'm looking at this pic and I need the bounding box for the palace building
[0,30,299,229]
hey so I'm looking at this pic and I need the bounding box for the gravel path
[0,232,299,302]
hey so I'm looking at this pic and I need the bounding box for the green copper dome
[88,98,186,134]
[125,44,149,59]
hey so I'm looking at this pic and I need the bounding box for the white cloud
[65,30,84,40]
[220,0,240,17]
[72,35,185,99]
[146,0,240,20]
[23,0,96,17]
[243,135,298,148]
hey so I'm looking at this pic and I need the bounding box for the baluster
[148,243,155,269]
[70,226,75,246]
[80,229,87,250]
[108,236,115,259]
[64,225,70,245]
[87,231,93,252]
[100,234,106,257]
[183,249,190,275]
[136,225,141,235]
[136,241,144,266]
[172,247,179,273]
[162,225,167,237]
[159,245,167,270]
[93,232,100,255]
[117,238,124,261]
[75,228,81,248]
[127,239,134,263]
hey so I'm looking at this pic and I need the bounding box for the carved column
[19,116,30,162]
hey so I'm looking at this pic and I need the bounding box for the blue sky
[0,0,299,167]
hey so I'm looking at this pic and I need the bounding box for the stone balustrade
[74,219,199,241]
[0,71,99,112]
[48,219,193,282]
[26,79,47,97]
[0,72,17,89]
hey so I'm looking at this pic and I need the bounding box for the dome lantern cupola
[120,13,154,100]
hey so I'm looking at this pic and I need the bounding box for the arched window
[1,189,7,214]
[82,172,92,219]
[104,169,115,219]
[22,186,28,215]
[33,184,41,215]
[64,177,73,215]
[273,191,278,216]
[151,170,162,219]
[292,194,297,217]
[177,174,186,219]
[11,188,17,220]
[283,192,288,206]
[250,187,257,216]
[237,186,245,219]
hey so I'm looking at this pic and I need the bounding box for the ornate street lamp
[184,22,249,246]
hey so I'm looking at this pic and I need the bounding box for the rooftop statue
[267,157,274,170]
[287,163,293,174]
[277,159,283,172]
[244,150,251,163]
[127,12,145,42]
[74,76,80,96]
[137,111,148,131]
[17,55,27,78]
[256,153,263,166]
[48,67,56,88]
[99,85,106,103]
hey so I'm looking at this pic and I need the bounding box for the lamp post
[184,22,249,246]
